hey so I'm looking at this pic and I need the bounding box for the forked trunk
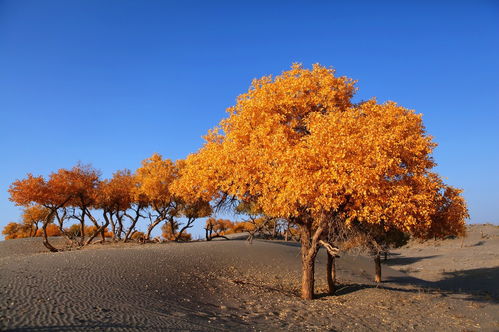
[145,216,163,240]
[326,252,336,295]
[299,219,326,300]
[124,210,141,242]
[176,218,195,242]
[374,254,382,283]
[85,221,109,246]
[145,227,153,241]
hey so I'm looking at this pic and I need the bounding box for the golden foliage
[35,224,62,237]
[9,163,100,209]
[95,169,135,212]
[131,231,146,241]
[65,224,112,238]
[161,223,192,241]
[174,63,467,239]
[135,153,177,207]
[22,205,51,227]
[2,222,31,239]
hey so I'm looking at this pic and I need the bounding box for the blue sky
[1,0,498,239]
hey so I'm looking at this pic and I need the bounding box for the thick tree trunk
[384,251,388,262]
[374,254,382,283]
[300,219,324,300]
[326,252,336,295]
[300,222,323,300]
[301,253,315,300]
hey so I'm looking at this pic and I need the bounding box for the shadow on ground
[384,266,499,303]
[384,255,440,266]
[264,240,498,304]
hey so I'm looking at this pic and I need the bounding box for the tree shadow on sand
[242,240,498,304]
[314,283,426,299]
[384,255,440,266]
[315,267,499,304]
[384,266,499,304]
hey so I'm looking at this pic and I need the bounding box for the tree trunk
[124,207,142,242]
[85,218,110,246]
[110,220,116,241]
[302,254,315,300]
[326,252,336,295]
[374,254,382,283]
[79,219,85,246]
[117,216,123,240]
[176,218,195,241]
[41,215,58,252]
[300,222,322,300]
[384,251,388,262]
[169,218,176,238]
[145,218,162,241]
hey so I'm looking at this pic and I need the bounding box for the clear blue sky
[1,0,498,239]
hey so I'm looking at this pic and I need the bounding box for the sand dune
[1,225,498,331]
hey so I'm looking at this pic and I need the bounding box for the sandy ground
[0,225,498,331]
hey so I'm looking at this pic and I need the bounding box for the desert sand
[0,225,498,331]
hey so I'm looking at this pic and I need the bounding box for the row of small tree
[7,63,468,300]
[7,154,212,251]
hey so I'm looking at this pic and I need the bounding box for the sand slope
[0,226,498,331]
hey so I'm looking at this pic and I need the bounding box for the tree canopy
[173,63,468,299]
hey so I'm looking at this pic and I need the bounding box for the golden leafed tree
[9,173,69,251]
[95,169,135,241]
[21,205,52,237]
[134,153,177,240]
[173,63,468,300]
[9,164,102,251]
[2,222,30,239]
